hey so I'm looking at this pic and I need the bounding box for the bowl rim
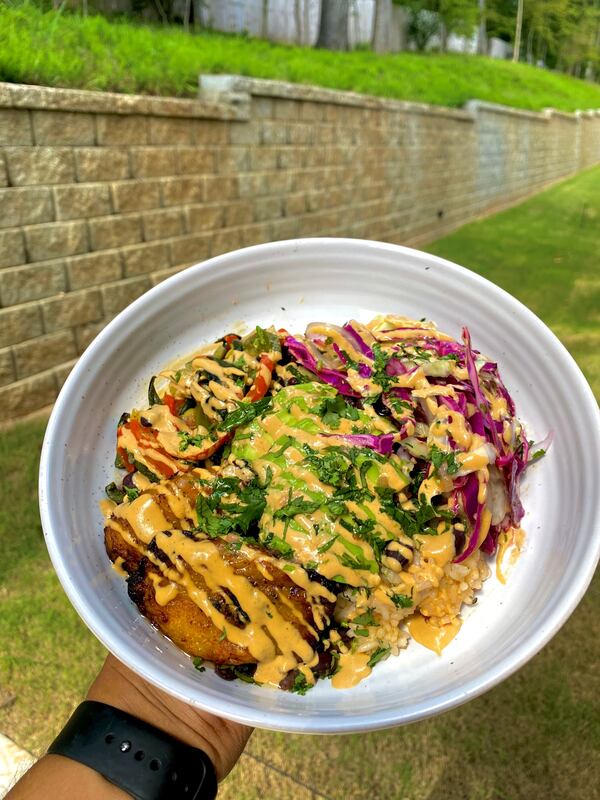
[39,237,600,733]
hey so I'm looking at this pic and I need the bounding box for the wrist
[87,655,252,781]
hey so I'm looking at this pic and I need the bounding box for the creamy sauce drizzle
[407,614,462,655]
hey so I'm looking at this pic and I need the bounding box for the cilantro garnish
[273,496,323,520]
[353,609,376,626]
[367,646,390,668]
[312,395,360,429]
[371,344,394,391]
[289,673,312,695]
[192,657,205,672]
[219,396,273,432]
[429,444,460,476]
[376,487,440,537]
[195,477,266,537]
[390,593,413,608]
[530,448,546,462]
[243,325,281,356]
[178,431,207,451]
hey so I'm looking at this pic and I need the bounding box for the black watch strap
[47,700,217,800]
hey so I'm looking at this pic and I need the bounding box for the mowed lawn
[1,166,599,800]
[3,2,600,113]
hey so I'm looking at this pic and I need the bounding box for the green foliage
[1,1,600,110]
[428,165,600,399]
[404,0,478,50]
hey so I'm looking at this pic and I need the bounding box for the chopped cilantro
[390,593,413,608]
[192,657,205,672]
[301,446,354,488]
[377,487,440,537]
[282,564,296,573]
[367,646,390,668]
[429,444,460,476]
[352,609,376,626]
[312,395,360,429]
[354,628,369,637]
[219,397,273,432]
[269,435,295,458]
[178,431,207,451]
[317,536,338,554]
[289,673,311,695]
[125,487,140,501]
[530,448,546,462]
[371,344,394,391]
[243,325,281,356]
[274,496,323,520]
[195,476,266,537]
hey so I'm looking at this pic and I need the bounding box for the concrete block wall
[0,77,599,424]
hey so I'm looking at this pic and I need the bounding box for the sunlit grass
[2,2,600,111]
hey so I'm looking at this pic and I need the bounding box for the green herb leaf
[429,444,460,476]
[289,673,312,695]
[195,476,266,537]
[390,593,413,608]
[178,431,207,451]
[244,325,281,356]
[530,448,546,462]
[367,646,390,668]
[192,657,205,672]
[352,609,376,626]
[274,496,323,520]
[219,396,273,432]
[311,394,360,429]
[317,536,338,554]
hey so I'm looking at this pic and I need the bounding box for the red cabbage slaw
[282,315,548,564]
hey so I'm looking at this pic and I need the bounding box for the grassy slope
[2,4,600,112]
[1,167,599,796]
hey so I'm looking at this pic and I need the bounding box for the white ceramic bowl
[39,238,600,733]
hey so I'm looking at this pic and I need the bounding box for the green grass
[1,167,599,796]
[2,2,600,112]
[427,166,600,398]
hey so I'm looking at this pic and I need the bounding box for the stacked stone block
[0,79,599,424]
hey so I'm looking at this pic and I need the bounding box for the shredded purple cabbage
[320,432,395,456]
[342,323,374,359]
[285,336,359,397]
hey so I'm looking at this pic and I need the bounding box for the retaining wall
[0,76,599,423]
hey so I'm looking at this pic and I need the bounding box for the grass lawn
[3,3,600,113]
[1,166,599,798]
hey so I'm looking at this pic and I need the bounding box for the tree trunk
[261,0,269,39]
[527,27,535,62]
[477,0,487,55]
[371,0,393,53]
[303,0,311,44]
[512,0,523,62]
[294,0,302,44]
[439,22,448,53]
[316,0,349,50]
[183,0,191,32]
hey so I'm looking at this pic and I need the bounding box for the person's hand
[87,654,253,781]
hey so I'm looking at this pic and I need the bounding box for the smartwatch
[47,700,218,800]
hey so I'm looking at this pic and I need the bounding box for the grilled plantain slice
[104,473,335,668]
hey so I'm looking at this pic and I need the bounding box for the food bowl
[39,238,600,733]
